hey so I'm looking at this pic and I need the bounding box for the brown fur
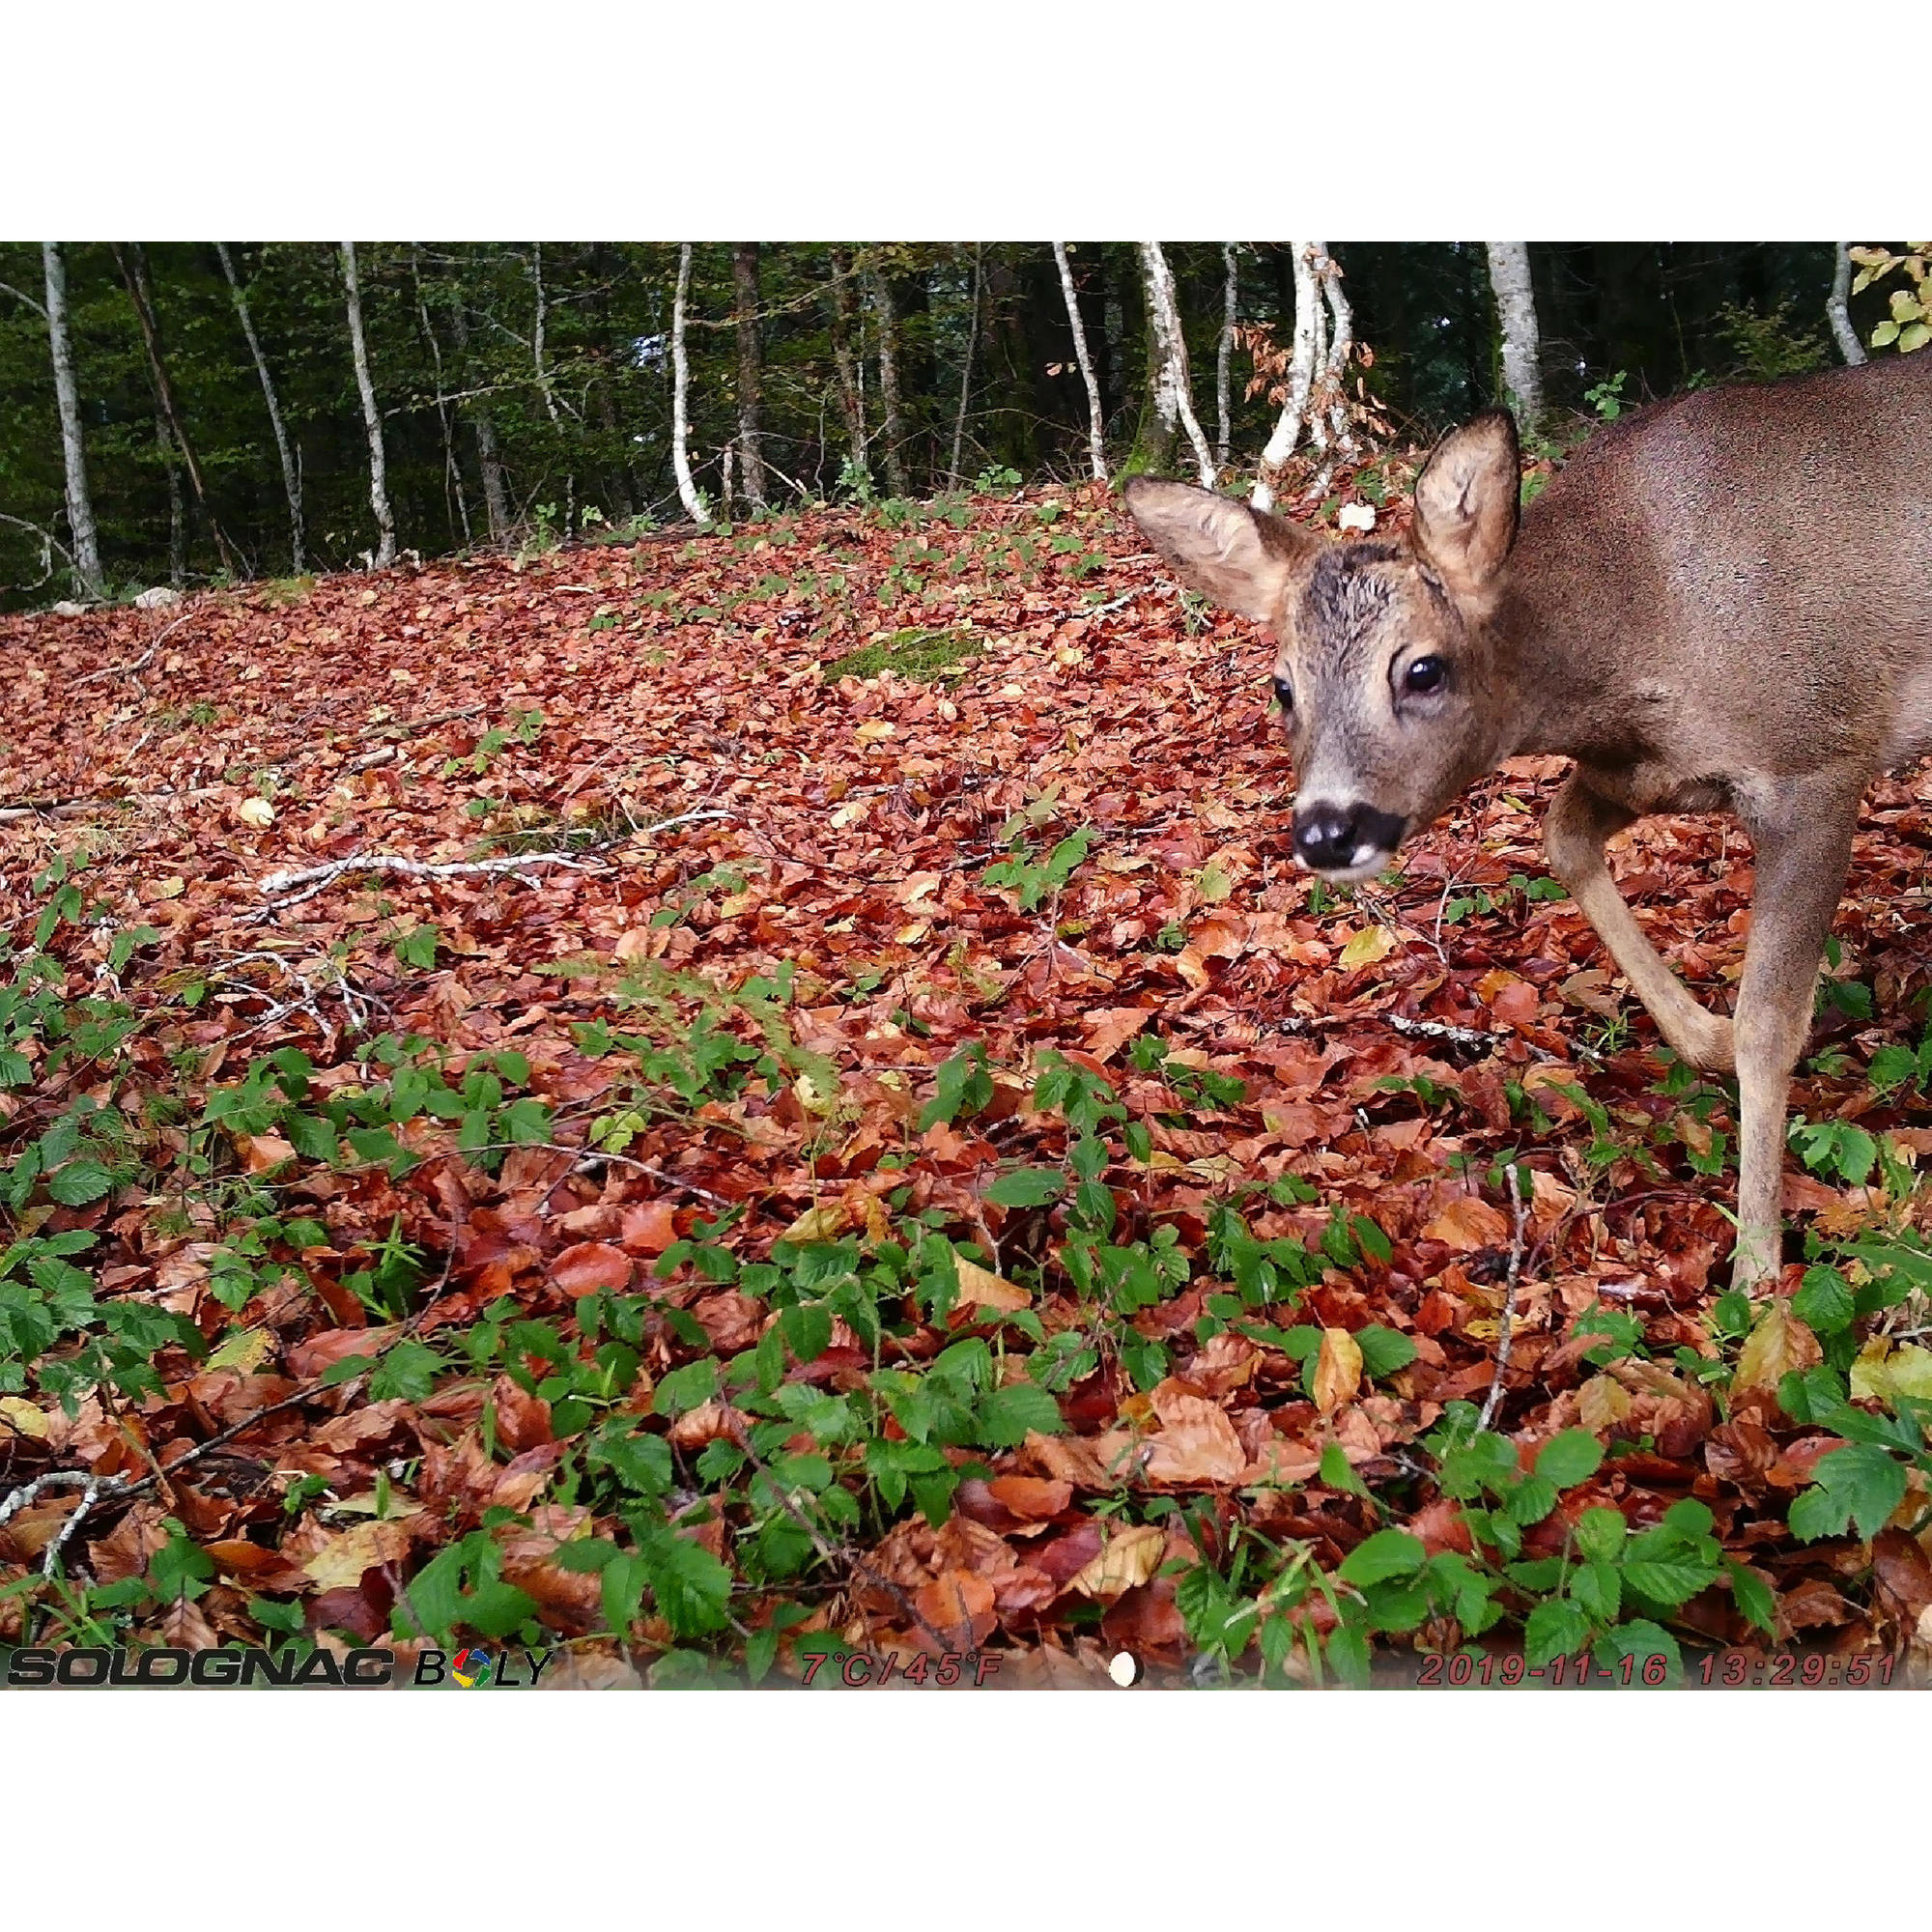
[1123,354,1932,1290]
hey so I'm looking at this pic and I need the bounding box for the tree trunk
[113,242,242,577]
[1137,242,1215,487]
[949,242,983,488]
[216,242,305,572]
[340,243,397,567]
[1216,243,1238,471]
[408,244,470,550]
[828,248,867,487]
[41,242,103,597]
[530,242,574,533]
[669,243,711,525]
[157,409,185,587]
[1252,241,1320,512]
[1827,242,1867,367]
[732,243,767,509]
[867,262,909,498]
[1052,242,1108,483]
[1485,242,1544,421]
[448,292,510,544]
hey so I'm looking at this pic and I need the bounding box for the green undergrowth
[2,859,1930,1684]
[819,625,983,683]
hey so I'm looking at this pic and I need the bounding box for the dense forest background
[0,242,1892,608]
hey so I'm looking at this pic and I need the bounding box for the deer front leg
[1727,787,1861,1291]
[1543,773,1735,1072]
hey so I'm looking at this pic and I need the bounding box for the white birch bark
[670,243,711,525]
[340,242,396,567]
[1216,242,1238,470]
[43,242,103,596]
[1052,242,1108,484]
[1137,242,1215,487]
[1484,242,1544,421]
[1321,248,1356,456]
[1828,242,1867,367]
[733,242,767,509]
[217,241,305,571]
[530,242,574,531]
[949,242,982,489]
[1251,241,1319,512]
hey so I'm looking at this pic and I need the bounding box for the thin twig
[69,609,196,688]
[1478,1162,1530,1432]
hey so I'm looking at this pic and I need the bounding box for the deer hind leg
[1726,786,1861,1291]
[1543,773,1735,1072]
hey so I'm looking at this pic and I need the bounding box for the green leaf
[1524,1597,1591,1665]
[1595,1619,1682,1684]
[639,1527,733,1639]
[1355,1324,1416,1378]
[983,1168,1065,1209]
[1574,1506,1628,1564]
[1725,1558,1776,1637]
[1621,1558,1719,1608]
[1571,1559,1621,1623]
[1535,1428,1605,1491]
[1337,1528,1426,1587]
[1319,1441,1368,1496]
[45,1158,113,1206]
[1792,1266,1854,1336]
[975,1380,1064,1447]
[1789,1442,1908,1542]
[652,1356,719,1420]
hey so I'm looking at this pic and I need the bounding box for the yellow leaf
[1577,1373,1634,1431]
[953,1258,1030,1313]
[208,1327,277,1374]
[1066,1522,1166,1600]
[148,876,186,900]
[1338,924,1396,971]
[1851,1340,1932,1404]
[854,719,896,743]
[301,1516,418,1592]
[779,1202,847,1244]
[234,797,275,828]
[1734,1299,1822,1393]
[1313,1327,1363,1414]
[236,1132,298,1175]
[0,1396,49,1440]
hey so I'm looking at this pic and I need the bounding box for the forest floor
[3,472,1930,1689]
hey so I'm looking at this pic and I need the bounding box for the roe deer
[1124,354,1932,1291]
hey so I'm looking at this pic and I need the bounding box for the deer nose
[1293,801,1367,869]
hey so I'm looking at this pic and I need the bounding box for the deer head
[1123,412,1523,882]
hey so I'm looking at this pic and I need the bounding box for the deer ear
[1413,412,1520,600]
[1122,477,1311,626]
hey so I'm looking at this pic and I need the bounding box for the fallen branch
[257,809,732,904]
[69,609,196,689]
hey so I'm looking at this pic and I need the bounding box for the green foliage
[819,625,983,683]
[982,827,1094,914]
[1850,244,1932,354]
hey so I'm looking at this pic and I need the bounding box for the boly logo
[449,1647,494,1689]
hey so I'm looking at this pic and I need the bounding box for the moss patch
[820,626,983,683]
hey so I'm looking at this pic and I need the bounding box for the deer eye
[1405,656,1447,695]
[1272,675,1294,712]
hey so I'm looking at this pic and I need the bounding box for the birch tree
[669,243,711,525]
[1137,242,1215,488]
[732,244,767,510]
[1485,242,1544,421]
[1252,242,1321,512]
[949,242,983,489]
[217,242,305,572]
[1052,242,1107,483]
[867,260,909,498]
[40,243,102,597]
[1216,243,1239,471]
[1827,242,1867,366]
[340,242,396,567]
